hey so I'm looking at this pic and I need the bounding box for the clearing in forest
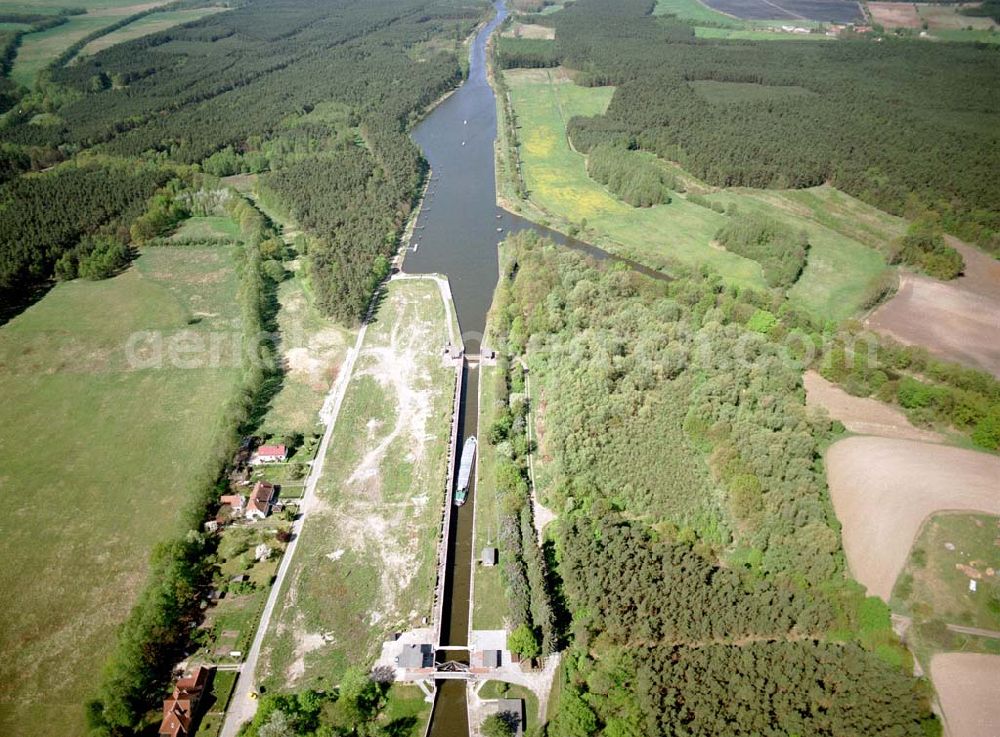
[930,653,1000,737]
[502,21,555,39]
[505,69,892,318]
[891,513,1000,640]
[0,243,244,737]
[866,240,1000,378]
[825,436,1000,601]
[257,276,458,690]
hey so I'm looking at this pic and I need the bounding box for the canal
[402,1,667,732]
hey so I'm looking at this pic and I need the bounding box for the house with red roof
[158,666,209,737]
[246,481,276,521]
[250,444,287,465]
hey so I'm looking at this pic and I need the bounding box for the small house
[482,547,498,567]
[203,520,219,533]
[483,649,501,668]
[255,543,272,561]
[220,494,245,512]
[230,574,249,585]
[496,698,525,737]
[246,482,276,520]
[251,444,287,465]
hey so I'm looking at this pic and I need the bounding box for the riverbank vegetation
[491,230,938,736]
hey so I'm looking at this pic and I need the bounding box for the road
[219,317,370,737]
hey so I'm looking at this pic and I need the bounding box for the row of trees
[86,190,283,734]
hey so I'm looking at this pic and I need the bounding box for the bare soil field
[868,2,922,27]
[826,436,1000,601]
[866,264,1000,378]
[502,21,555,38]
[930,653,1000,737]
[804,370,943,442]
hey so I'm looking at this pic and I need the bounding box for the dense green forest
[0,0,481,320]
[0,163,167,300]
[490,231,938,737]
[515,0,1000,253]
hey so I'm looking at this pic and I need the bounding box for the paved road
[219,319,371,737]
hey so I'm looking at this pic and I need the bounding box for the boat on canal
[453,435,477,506]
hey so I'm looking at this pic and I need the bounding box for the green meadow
[0,244,243,737]
[79,6,227,56]
[504,68,893,320]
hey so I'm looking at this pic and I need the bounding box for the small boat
[453,436,477,506]
[464,119,468,124]
[496,227,503,232]
[462,141,466,146]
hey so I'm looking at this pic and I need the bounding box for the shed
[483,649,501,668]
[397,644,430,669]
[481,547,498,567]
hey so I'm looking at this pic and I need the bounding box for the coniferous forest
[509,0,1000,252]
[0,0,480,320]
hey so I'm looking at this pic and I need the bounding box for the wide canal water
[403,1,665,732]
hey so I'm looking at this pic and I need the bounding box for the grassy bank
[258,276,458,691]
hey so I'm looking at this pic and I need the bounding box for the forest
[0,0,481,321]
[490,231,938,737]
[529,0,1000,252]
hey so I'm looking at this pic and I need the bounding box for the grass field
[704,187,890,320]
[472,361,506,630]
[257,276,458,692]
[8,0,181,86]
[504,68,893,318]
[0,244,243,737]
[79,5,226,55]
[892,513,1000,634]
[654,0,738,24]
[694,25,833,39]
[505,68,765,287]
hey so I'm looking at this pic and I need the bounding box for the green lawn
[506,68,765,286]
[0,244,243,737]
[79,6,227,55]
[704,187,891,321]
[171,214,243,242]
[654,0,738,25]
[258,277,458,692]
